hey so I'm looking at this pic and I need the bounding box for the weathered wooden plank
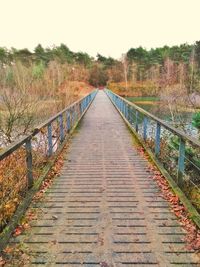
[7,91,198,266]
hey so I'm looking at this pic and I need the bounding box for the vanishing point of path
[10,91,199,266]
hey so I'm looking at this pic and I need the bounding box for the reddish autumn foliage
[0,149,27,232]
[137,147,200,252]
[1,148,65,266]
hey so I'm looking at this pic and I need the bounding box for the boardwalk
[10,91,198,266]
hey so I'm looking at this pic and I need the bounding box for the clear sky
[0,0,200,59]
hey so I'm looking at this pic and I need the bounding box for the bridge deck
[10,91,198,266]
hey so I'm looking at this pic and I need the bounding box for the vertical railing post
[74,104,78,124]
[80,102,82,116]
[124,103,127,118]
[47,123,53,156]
[155,122,161,157]
[143,116,148,141]
[83,98,86,112]
[75,104,78,122]
[65,111,68,132]
[26,139,33,189]
[73,106,76,124]
[126,105,129,121]
[79,102,81,117]
[82,99,84,113]
[59,114,64,143]
[129,107,132,125]
[122,101,126,115]
[71,108,74,127]
[73,105,76,124]
[135,111,139,132]
[125,102,127,117]
[130,107,134,126]
[177,138,185,187]
[66,111,70,132]
[77,103,79,120]
[124,103,127,119]
[80,101,82,115]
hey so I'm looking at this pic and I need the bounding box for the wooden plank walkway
[10,91,199,266]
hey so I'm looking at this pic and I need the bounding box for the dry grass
[108,81,158,97]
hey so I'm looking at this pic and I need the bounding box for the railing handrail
[105,89,200,148]
[0,90,97,161]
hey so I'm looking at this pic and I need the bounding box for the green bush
[32,61,45,79]
[192,112,200,130]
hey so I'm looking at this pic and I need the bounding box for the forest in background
[1,42,200,238]
[1,41,200,144]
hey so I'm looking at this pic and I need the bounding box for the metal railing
[0,90,97,231]
[106,89,200,203]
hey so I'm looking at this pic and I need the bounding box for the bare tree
[121,53,129,90]
[0,88,38,143]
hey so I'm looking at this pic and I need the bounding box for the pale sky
[0,0,200,59]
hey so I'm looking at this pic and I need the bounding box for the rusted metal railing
[0,90,97,232]
[106,89,200,197]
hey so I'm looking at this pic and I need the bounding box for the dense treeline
[126,42,200,87]
[1,42,200,143]
[0,44,91,66]
[0,42,197,67]
[0,44,112,87]
[0,42,200,86]
[1,42,200,89]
